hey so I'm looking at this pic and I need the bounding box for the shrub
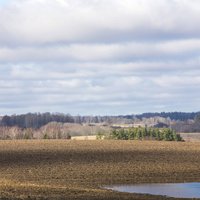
[109,127,183,141]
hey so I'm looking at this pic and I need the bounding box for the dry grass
[180,132,200,142]
[0,140,200,200]
[71,135,97,140]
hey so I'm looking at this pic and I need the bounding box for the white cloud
[0,0,200,115]
[1,39,200,63]
[1,0,200,46]
[153,75,200,87]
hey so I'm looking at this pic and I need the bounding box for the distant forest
[0,112,200,129]
[125,112,200,121]
[0,113,111,129]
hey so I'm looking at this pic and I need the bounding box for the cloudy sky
[0,0,200,115]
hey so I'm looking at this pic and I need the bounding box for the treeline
[0,112,200,130]
[0,126,71,140]
[0,113,75,129]
[172,115,200,133]
[0,122,110,140]
[134,112,200,121]
[109,127,182,141]
[0,113,115,129]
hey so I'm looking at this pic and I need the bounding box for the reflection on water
[105,182,200,198]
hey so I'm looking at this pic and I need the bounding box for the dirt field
[0,140,200,200]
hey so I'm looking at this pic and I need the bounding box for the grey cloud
[1,0,200,46]
[0,0,200,115]
[1,39,200,63]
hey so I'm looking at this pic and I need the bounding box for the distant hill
[0,112,200,129]
[123,112,200,121]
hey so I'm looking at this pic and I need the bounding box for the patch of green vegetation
[96,132,104,140]
[109,127,182,141]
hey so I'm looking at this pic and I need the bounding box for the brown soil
[0,140,200,200]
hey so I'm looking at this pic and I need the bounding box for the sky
[0,0,200,115]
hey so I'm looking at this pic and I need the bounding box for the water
[105,182,200,198]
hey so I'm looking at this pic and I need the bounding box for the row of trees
[0,113,75,129]
[171,114,200,133]
[0,126,71,140]
[109,127,182,141]
[0,113,126,128]
[1,112,200,132]
[0,122,110,140]
[134,112,200,121]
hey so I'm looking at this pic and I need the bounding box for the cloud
[0,0,200,115]
[1,39,200,64]
[1,0,200,46]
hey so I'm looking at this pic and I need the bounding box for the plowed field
[0,140,200,200]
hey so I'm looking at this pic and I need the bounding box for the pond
[105,182,200,198]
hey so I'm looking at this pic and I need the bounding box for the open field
[180,133,200,142]
[71,135,97,140]
[1,140,200,200]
